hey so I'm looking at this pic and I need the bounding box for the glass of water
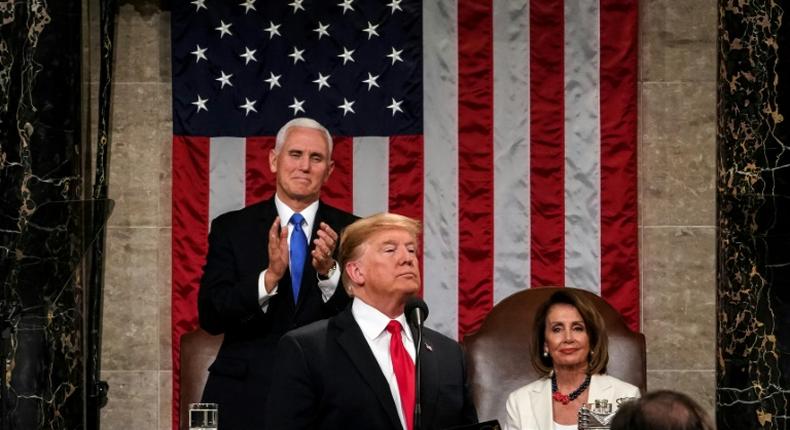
[189,403,218,430]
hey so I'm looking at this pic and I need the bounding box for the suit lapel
[529,378,553,430]
[333,310,402,430]
[311,201,326,240]
[254,197,278,238]
[251,198,278,276]
[588,374,613,404]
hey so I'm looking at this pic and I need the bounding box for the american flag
[171,0,638,428]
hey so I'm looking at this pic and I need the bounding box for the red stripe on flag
[529,0,565,288]
[457,0,494,339]
[321,136,353,213]
[171,136,210,430]
[389,135,424,221]
[245,137,276,206]
[389,135,424,292]
[599,0,640,331]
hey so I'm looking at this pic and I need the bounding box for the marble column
[717,1,790,428]
[0,0,88,429]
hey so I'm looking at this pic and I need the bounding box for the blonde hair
[338,213,421,288]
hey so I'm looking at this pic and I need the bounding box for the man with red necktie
[265,212,478,430]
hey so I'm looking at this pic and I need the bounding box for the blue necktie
[289,213,307,303]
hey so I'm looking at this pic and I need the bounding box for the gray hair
[274,117,333,155]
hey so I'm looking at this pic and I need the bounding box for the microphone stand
[413,313,424,430]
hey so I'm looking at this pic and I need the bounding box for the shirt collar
[352,298,413,343]
[274,194,320,237]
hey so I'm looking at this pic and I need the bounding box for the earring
[543,349,549,358]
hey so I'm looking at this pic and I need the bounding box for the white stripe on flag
[493,0,531,305]
[564,0,601,293]
[352,137,389,217]
[209,137,246,223]
[422,0,459,339]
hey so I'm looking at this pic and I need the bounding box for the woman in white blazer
[505,290,640,430]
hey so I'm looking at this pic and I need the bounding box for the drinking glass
[188,402,218,430]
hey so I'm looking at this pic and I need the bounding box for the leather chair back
[179,329,223,430]
[463,287,646,423]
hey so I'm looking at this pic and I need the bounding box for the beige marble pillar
[98,3,172,430]
[640,0,717,416]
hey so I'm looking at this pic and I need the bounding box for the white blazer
[504,374,640,430]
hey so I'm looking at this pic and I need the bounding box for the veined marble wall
[717,1,790,428]
[98,1,718,429]
[0,0,87,428]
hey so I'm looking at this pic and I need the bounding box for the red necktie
[386,320,415,430]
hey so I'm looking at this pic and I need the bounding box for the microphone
[405,296,429,329]
[405,297,429,430]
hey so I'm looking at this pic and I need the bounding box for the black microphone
[405,296,429,329]
[405,296,429,430]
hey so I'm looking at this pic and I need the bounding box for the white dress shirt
[352,298,416,430]
[256,194,341,310]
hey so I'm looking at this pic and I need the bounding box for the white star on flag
[362,22,379,39]
[191,45,207,63]
[289,97,305,115]
[313,73,331,91]
[240,0,256,14]
[264,22,281,39]
[338,98,355,116]
[338,47,355,65]
[240,98,257,116]
[362,73,379,90]
[387,0,402,13]
[191,0,206,12]
[387,98,403,116]
[289,47,305,64]
[289,0,305,13]
[338,0,353,14]
[240,47,257,65]
[215,21,233,38]
[192,95,208,112]
[387,47,403,65]
[264,72,282,89]
[314,22,330,39]
[216,71,233,88]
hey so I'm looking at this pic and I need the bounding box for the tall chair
[463,287,646,423]
[179,329,223,430]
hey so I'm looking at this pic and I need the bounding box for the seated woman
[505,289,640,430]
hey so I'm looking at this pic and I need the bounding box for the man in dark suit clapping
[198,117,357,430]
[265,213,478,430]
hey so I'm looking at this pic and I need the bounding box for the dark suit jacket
[198,197,357,430]
[264,305,479,430]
